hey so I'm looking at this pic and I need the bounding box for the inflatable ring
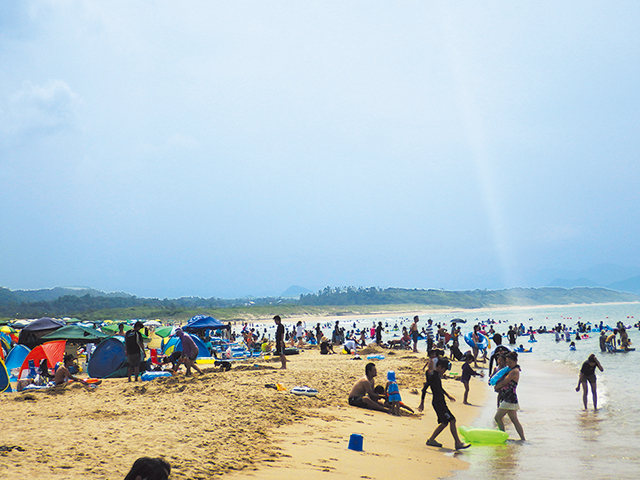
[464,332,488,350]
[488,366,511,386]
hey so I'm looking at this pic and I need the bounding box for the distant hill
[607,275,640,295]
[1,284,639,322]
[10,287,134,302]
[280,285,312,298]
[546,263,640,292]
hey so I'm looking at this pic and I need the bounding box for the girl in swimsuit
[494,352,525,441]
[576,353,604,410]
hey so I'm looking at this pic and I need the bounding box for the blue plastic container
[348,433,363,451]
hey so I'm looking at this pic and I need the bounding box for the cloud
[1,79,80,139]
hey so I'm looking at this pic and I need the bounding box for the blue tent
[162,334,209,358]
[183,315,230,333]
[0,360,10,393]
[5,344,30,380]
[87,337,128,379]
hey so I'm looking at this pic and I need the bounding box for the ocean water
[444,303,640,480]
[250,303,640,478]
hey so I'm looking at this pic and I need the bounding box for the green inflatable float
[458,426,508,444]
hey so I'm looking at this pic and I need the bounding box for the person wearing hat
[125,321,146,382]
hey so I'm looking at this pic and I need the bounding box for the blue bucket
[348,433,363,451]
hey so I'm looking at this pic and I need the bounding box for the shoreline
[226,351,490,480]
[230,300,640,326]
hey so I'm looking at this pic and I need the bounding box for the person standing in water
[576,353,604,410]
[494,352,525,441]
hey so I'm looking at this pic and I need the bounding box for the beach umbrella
[0,326,17,334]
[144,320,162,327]
[40,325,110,343]
[100,324,133,335]
[154,326,177,338]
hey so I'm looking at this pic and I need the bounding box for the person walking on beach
[274,315,287,369]
[125,321,145,382]
[576,353,604,410]
[425,319,434,352]
[425,357,469,450]
[375,321,384,346]
[460,353,484,405]
[494,352,525,441]
[410,316,420,352]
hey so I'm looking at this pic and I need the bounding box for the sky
[1,1,639,299]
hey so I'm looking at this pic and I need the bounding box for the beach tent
[162,333,209,358]
[0,360,10,393]
[0,332,10,352]
[5,344,30,380]
[18,340,66,380]
[183,315,230,333]
[87,337,128,379]
[40,325,110,344]
[18,317,65,348]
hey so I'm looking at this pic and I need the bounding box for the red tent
[18,340,66,380]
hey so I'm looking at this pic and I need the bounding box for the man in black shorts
[274,315,287,369]
[347,362,388,412]
[426,358,469,450]
[125,321,145,382]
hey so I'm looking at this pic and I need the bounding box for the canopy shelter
[87,337,128,379]
[40,325,110,344]
[183,315,230,333]
[18,317,65,349]
[18,340,66,380]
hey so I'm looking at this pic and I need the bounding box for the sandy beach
[1,343,487,480]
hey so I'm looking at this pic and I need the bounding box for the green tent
[40,325,110,344]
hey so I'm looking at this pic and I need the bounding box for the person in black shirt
[125,321,145,382]
[576,353,604,410]
[274,315,287,369]
[425,358,469,450]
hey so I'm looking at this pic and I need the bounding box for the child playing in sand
[375,385,415,414]
[385,371,402,416]
[426,358,469,450]
[460,353,484,405]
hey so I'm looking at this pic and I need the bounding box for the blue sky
[1,1,639,298]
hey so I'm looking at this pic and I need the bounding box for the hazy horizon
[2,2,639,299]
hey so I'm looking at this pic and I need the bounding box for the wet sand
[1,346,487,479]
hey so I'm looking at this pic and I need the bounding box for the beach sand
[1,346,487,480]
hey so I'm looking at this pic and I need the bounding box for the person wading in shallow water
[576,353,604,410]
[494,352,525,441]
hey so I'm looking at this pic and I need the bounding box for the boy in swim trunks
[425,358,469,450]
